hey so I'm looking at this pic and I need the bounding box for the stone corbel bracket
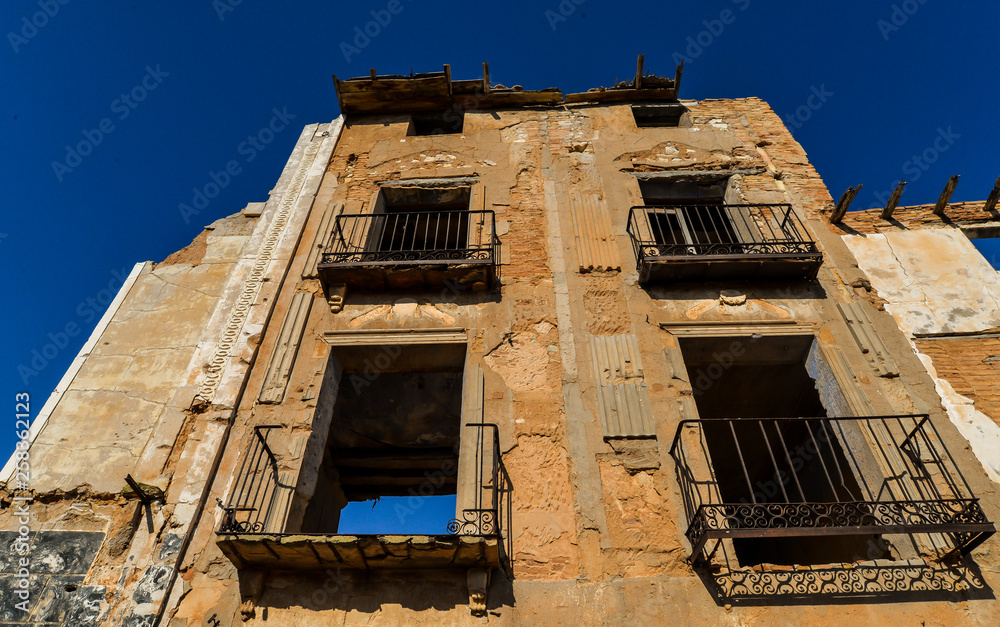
[467,567,491,616]
[325,283,347,313]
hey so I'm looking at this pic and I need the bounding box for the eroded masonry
[2,60,999,626]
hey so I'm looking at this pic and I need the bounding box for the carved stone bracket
[467,567,491,616]
[237,569,266,622]
[325,283,347,313]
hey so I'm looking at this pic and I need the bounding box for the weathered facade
[2,62,999,626]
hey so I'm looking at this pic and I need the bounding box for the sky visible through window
[971,238,1000,271]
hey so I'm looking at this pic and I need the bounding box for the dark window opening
[638,177,728,206]
[301,344,466,535]
[632,102,689,128]
[678,335,889,567]
[639,177,736,247]
[409,111,464,136]
[369,186,471,253]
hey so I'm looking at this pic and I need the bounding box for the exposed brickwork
[916,337,1000,428]
[839,201,1000,234]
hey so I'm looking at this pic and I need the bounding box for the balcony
[626,204,823,284]
[317,209,500,292]
[216,424,512,572]
[669,415,995,565]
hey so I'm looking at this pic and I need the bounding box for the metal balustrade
[669,415,995,563]
[217,422,512,570]
[626,204,823,282]
[318,209,500,290]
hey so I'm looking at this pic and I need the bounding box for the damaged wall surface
[841,203,1000,483]
[2,66,999,626]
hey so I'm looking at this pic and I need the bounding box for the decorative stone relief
[325,283,347,313]
[259,292,313,404]
[684,291,791,320]
[348,298,457,327]
[193,138,323,408]
[467,567,490,616]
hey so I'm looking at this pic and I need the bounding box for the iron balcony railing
[320,209,500,269]
[627,203,821,262]
[217,425,294,534]
[669,415,995,563]
[452,423,513,567]
[217,423,512,566]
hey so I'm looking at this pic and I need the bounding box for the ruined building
[3,60,1000,625]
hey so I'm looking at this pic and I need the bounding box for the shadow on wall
[252,568,515,617]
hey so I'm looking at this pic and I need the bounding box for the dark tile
[0,573,46,622]
[131,566,171,604]
[157,534,183,561]
[0,533,34,574]
[28,575,84,624]
[25,533,104,575]
[62,585,106,627]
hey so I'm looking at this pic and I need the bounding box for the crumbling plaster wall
[167,99,1000,626]
[0,121,341,625]
[5,92,1000,626]
[842,221,1000,483]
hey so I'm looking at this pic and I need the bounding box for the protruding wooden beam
[332,75,345,115]
[933,175,960,215]
[881,181,906,220]
[831,184,863,222]
[635,54,644,89]
[370,68,377,81]
[674,58,685,91]
[985,175,1000,212]
[482,62,490,94]
[444,64,452,97]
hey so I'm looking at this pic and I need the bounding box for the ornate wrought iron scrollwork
[712,562,987,600]
[627,203,822,264]
[447,509,498,536]
[219,512,265,534]
[670,416,996,563]
[320,210,500,270]
[693,499,988,536]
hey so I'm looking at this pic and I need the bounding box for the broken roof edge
[333,56,682,116]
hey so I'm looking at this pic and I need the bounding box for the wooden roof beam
[985,175,1000,212]
[635,54,644,89]
[933,175,960,216]
[881,181,906,220]
[483,62,490,94]
[831,184,863,223]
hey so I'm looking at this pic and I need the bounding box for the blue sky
[2,1,999,529]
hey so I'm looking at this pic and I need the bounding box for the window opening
[409,111,464,136]
[677,335,887,566]
[300,343,466,535]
